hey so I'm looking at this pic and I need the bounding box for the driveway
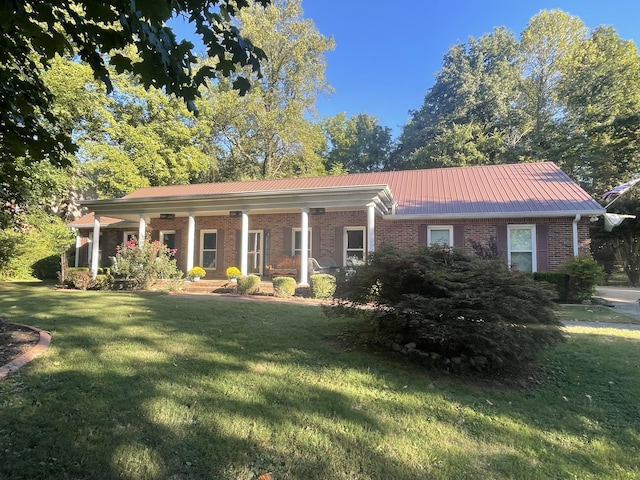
[594,286,640,320]
[561,286,640,331]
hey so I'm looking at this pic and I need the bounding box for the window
[123,231,136,244]
[344,227,366,263]
[160,231,176,251]
[200,230,217,269]
[508,225,536,272]
[292,228,312,257]
[428,226,453,246]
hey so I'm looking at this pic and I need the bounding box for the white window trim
[248,229,264,275]
[159,230,176,247]
[427,225,453,246]
[507,224,537,273]
[292,227,312,257]
[344,226,366,265]
[199,229,218,270]
[123,231,136,244]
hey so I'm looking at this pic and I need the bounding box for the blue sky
[172,1,640,138]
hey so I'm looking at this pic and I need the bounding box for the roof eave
[384,209,606,221]
[81,185,396,218]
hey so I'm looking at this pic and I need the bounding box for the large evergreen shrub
[329,244,564,374]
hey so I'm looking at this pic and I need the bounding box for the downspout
[572,214,581,257]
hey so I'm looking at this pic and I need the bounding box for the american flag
[603,178,640,200]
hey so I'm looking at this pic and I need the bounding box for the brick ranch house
[69,162,605,284]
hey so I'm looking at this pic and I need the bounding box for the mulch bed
[0,317,40,367]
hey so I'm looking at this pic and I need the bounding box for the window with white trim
[508,225,536,272]
[200,230,217,269]
[344,227,366,264]
[123,231,136,244]
[160,230,176,256]
[292,228,312,257]
[428,225,453,246]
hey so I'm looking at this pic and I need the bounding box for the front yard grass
[1,283,639,479]
[556,304,640,324]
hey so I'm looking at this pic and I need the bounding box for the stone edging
[0,323,52,381]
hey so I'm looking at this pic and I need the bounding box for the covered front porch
[78,183,395,285]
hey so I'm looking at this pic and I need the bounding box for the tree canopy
[198,0,334,180]
[322,112,395,173]
[395,9,640,196]
[1,0,270,211]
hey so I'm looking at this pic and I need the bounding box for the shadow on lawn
[1,285,639,479]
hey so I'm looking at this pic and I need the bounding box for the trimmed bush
[68,270,94,290]
[310,274,336,299]
[92,274,114,290]
[237,274,260,295]
[31,254,62,280]
[328,243,564,375]
[533,272,570,302]
[563,255,604,302]
[273,276,296,297]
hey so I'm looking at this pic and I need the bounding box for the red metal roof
[120,162,603,217]
[68,214,128,228]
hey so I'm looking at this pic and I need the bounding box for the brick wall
[77,211,593,276]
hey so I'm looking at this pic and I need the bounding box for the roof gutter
[384,209,605,221]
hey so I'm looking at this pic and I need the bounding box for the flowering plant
[225,266,241,279]
[115,235,182,289]
[188,266,206,278]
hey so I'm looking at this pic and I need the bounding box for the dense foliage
[329,244,564,374]
[562,255,604,301]
[310,273,336,299]
[395,10,640,197]
[0,211,74,280]
[199,0,333,180]
[591,193,640,285]
[272,276,296,297]
[1,0,270,212]
[237,274,261,294]
[114,235,182,290]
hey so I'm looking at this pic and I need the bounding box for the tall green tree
[395,27,521,169]
[199,0,334,180]
[556,26,640,193]
[322,113,395,173]
[43,55,214,199]
[517,9,588,160]
[1,0,270,214]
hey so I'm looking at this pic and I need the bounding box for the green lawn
[1,284,639,480]
[556,304,640,324]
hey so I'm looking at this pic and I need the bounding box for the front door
[248,230,263,275]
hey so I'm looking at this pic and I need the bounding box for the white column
[299,208,309,285]
[240,211,249,275]
[90,215,101,278]
[186,214,195,273]
[138,215,147,246]
[74,232,81,268]
[367,203,376,255]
